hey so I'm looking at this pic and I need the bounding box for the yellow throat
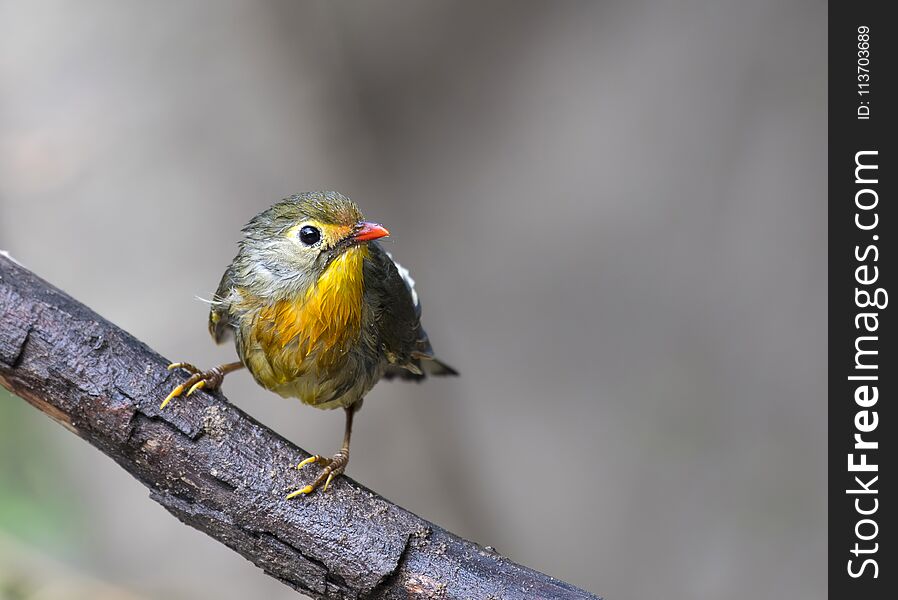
[255,245,368,382]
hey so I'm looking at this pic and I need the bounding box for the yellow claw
[160,384,185,409]
[167,363,183,371]
[286,485,314,500]
[322,472,335,492]
[186,379,206,397]
[296,456,319,470]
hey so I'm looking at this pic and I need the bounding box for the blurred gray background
[0,1,826,599]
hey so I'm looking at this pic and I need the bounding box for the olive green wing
[364,243,457,380]
[208,263,238,344]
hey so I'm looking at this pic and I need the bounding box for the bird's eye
[298,225,321,245]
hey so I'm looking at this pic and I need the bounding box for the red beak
[352,221,390,242]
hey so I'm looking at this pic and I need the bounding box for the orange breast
[251,245,368,387]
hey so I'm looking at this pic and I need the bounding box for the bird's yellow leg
[160,361,244,409]
[288,405,356,498]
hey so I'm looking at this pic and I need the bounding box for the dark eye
[299,225,321,245]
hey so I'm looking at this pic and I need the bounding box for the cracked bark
[0,254,600,600]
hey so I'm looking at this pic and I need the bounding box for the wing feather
[365,243,457,380]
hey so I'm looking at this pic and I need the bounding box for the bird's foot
[160,362,225,409]
[288,450,349,498]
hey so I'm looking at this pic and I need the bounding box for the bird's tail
[423,357,458,376]
[383,356,458,381]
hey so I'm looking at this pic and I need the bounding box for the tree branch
[0,254,599,600]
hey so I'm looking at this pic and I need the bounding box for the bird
[160,191,457,497]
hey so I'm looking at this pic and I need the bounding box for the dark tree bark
[0,253,600,600]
